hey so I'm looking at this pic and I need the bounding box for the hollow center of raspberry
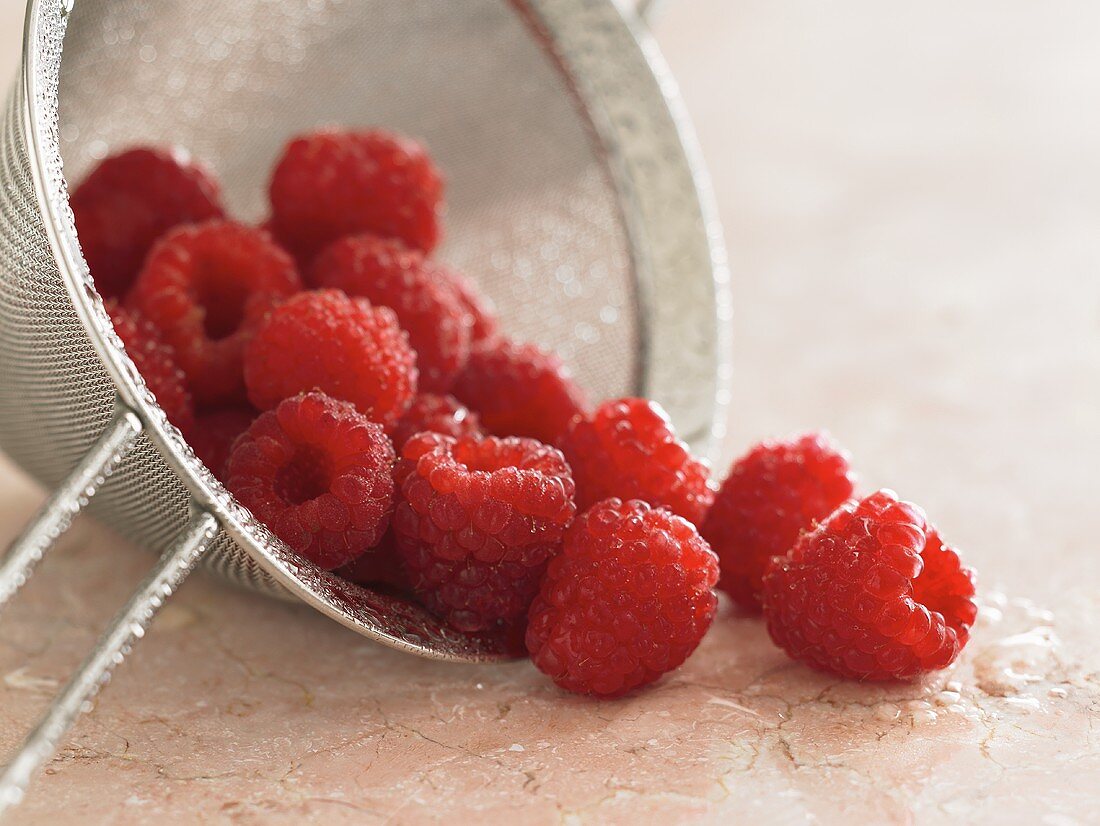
[196,266,252,340]
[275,448,330,505]
[911,538,971,633]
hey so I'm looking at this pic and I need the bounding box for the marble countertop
[1,0,1098,823]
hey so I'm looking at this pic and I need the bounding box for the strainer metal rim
[18,0,732,658]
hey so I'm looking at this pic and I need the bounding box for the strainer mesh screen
[0,0,727,641]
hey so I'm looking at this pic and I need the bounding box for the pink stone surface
[2,0,1099,823]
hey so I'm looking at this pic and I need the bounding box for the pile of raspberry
[79,130,978,698]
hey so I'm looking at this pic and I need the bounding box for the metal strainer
[0,0,730,811]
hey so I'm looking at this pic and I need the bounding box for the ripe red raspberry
[761,489,978,681]
[702,432,857,613]
[106,301,195,431]
[72,147,225,299]
[186,406,257,478]
[225,392,396,570]
[392,432,576,632]
[310,235,471,392]
[526,498,719,698]
[269,128,443,262]
[335,531,410,593]
[559,398,714,525]
[443,268,498,343]
[244,289,418,428]
[452,338,589,445]
[390,393,483,451]
[126,221,302,405]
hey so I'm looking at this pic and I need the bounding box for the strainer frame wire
[0,0,731,812]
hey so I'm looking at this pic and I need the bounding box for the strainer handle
[0,405,142,613]
[0,508,220,814]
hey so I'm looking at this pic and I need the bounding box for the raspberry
[526,498,719,698]
[335,531,410,593]
[702,432,857,612]
[72,147,225,299]
[269,128,443,262]
[443,268,498,343]
[186,406,257,478]
[106,301,195,431]
[225,392,396,570]
[452,338,588,445]
[310,235,471,392]
[244,289,418,428]
[559,398,714,525]
[761,489,978,681]
[392,432,576,632]
[390,393,483,451]
[126,221,302,405]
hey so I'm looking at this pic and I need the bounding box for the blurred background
[0,0,1096,608]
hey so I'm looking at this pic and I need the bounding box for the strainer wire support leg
[0,404,143,613]
[0,507,220,815]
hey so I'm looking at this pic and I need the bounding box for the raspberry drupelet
[452,337,589,446]
[558,397,714,526]
[310,235,472,392]
[244,289,418,429]
[126,221,302,406]
[526,498,720,698]
[761,489,978,681]
[269,128,444,263]
[106,301,195,432]
[392,432,576,633]
[702,432,856,613]
[390,393,483,452]
[72,146,225,299]
[225,392,396,570]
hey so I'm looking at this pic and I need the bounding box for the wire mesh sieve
[0,0,730,812]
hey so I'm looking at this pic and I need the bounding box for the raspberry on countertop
[762,489,978,681]
[702,431,856,612]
